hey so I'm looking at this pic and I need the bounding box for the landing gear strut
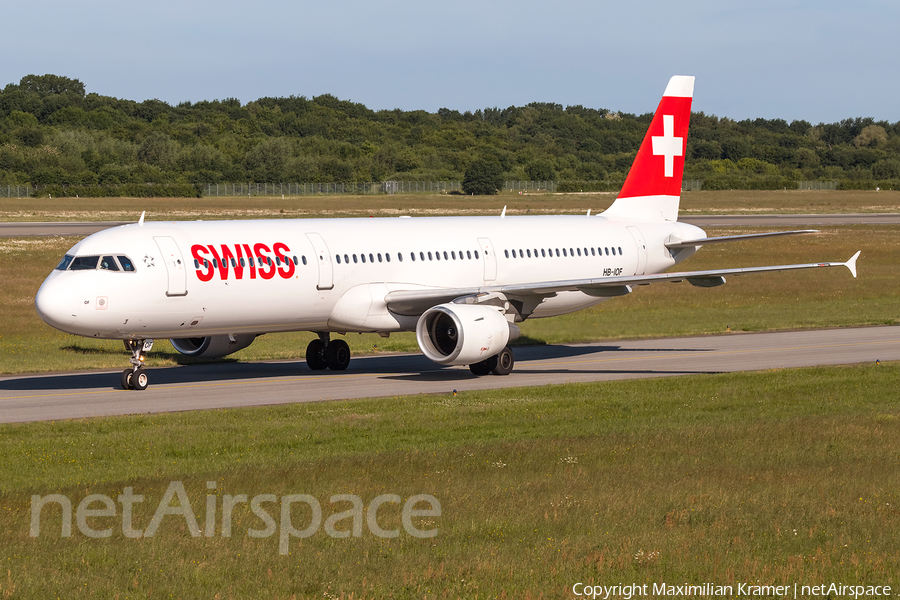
[121,339,153,390]
[469,346,515,376]
[306,333,351,371]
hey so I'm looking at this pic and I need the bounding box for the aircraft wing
[385,251,860,317]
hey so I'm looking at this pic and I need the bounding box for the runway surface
[1,213,900,237]
[1,326,897,424]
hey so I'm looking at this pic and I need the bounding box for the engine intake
[416,303,518,365]
[170,334,257,359]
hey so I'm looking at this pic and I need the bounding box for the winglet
[138,211,145,226]
[845,250,861,278]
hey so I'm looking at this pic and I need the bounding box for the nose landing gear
[306,332,351,371]
[121,339,153,390]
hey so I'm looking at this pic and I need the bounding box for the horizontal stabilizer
[666,230,817,249]
[845,250,861,278]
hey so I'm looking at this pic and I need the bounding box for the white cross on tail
[651,114,683,178]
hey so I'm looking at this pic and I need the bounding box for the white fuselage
[35,214,705,341]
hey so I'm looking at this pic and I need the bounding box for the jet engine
[170,334,257,359]
[416,303,519,365]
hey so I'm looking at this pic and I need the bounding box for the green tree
[18,74,85,97]
[137,132,179,169]
[462,158,504,195]
[525,159,557,181]
[872,159,900,179]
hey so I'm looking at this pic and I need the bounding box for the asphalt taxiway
[1,326,897,423]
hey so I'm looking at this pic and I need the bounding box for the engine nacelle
[416,303,519,365]
[170,334,257,359]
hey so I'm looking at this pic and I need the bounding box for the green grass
[2,225,897,375]
[1,363,898,597]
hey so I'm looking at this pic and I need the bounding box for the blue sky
[3,0,897,124]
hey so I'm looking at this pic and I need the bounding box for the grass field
[1,363,898,598]
[1,192,898,597]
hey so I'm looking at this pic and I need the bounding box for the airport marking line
[1,336,896,404]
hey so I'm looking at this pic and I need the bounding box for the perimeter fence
[0,180,862,198]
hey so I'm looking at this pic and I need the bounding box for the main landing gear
[469,346,514,376]
[306,332,351,371]
[121,339,153,390]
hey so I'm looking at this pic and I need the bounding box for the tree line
[1,74,898,196]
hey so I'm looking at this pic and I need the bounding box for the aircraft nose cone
[35,276,77,331]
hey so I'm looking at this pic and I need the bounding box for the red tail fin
[603,76,694,221]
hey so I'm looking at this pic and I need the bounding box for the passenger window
[231,258,237,268]
[474,250,479,259]
[428,252,433,261]
[618,247,623,254]
[194,259,200,269]
[541,249,546,257]
[336,255,342,264]
[377,253,382,263]
[420,252,425,261]
[555,248,560,257]
[344,254,349,263]
[591,248,596,256]
[451,251,456,260]
[562,249,567,257]
[576,248,581,257]
[361,254,367,263]
[118,255,135,271]
[605,248,609,256]
[443,251,448,260]
[302,256,307,265]
[369,253,374,263]
[411,252,416,262]
[70,256,99,270]
[467,250,472,259]
[398,253,403,262]
[526,249,531,258]
[504,250,509,258]
[385,253,390,263]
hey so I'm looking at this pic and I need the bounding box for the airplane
[34,76,860,390]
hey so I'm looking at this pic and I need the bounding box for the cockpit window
[118,255,135,271]
[100,256,120,271]
[55,254,74,271]
[70,256,99,270]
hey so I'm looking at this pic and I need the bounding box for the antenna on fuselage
[500,205,506,218]
[138,211,145,226]
[586,209,591,216]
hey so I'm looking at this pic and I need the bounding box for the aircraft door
[306,232,334,290]
[154,236,187,297]
[626,226,648,276]
[477,237,497,281]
